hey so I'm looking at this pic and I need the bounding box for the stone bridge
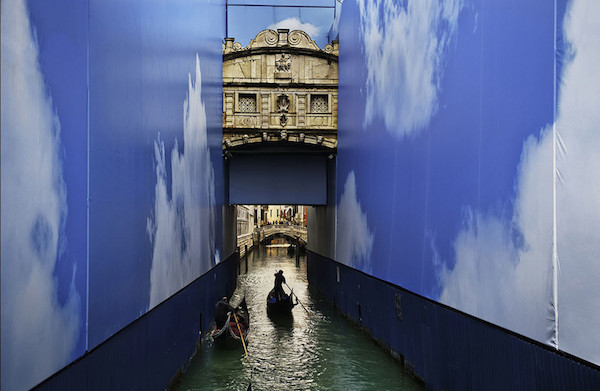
[257,224,307,245]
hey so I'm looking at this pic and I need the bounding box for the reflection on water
[174,245,424,391]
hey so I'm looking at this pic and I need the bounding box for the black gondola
[211,297,250,341]
[266,288,297,314]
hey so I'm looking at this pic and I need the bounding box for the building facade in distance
[223,29,338,150]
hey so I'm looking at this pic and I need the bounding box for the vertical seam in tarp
[551,0,560,351]
[86,0,91,353]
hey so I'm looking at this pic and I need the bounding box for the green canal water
[173,245,425,391]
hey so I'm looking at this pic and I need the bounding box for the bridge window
[238,93,257,112]
[310,94,328,113]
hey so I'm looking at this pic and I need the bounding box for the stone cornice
[223,82,338,89]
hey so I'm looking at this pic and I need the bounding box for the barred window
[239,94,257,112]
[310,94,328,113]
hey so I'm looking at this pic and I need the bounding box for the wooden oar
[284,282,311,317]
[233,312,252,390]
[232,312,250,360]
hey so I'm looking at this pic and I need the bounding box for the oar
[233,312,252,390]
[233,312,250,360]
[284,282,311,317]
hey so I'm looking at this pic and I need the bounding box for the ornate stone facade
[223,29,338,150]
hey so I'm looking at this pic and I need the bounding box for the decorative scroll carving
[288,31,302,45]
[277,94,290,113]
[224,29,338,54]
[280,113,288,127]
[263,30,279,46]
[275,54,291,72]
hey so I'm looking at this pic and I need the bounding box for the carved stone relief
[277,94,290,113]
[275,54,291,72]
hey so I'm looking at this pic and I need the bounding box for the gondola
[266,288,297,314]
[211,297,250,341]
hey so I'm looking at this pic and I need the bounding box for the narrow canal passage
[174,243,424,391]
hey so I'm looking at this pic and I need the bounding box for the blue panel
[34,253,239,390]
[229,155,327,205]
[334,0,600,365]
[88,0,225,348]
[1,0,88,389]
[308,252,600,390]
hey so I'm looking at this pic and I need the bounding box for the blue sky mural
[336,0,600,365]
[1,0,87,389]
[2,0,225,388]
[87,0,225,348]
[147,55,218,308]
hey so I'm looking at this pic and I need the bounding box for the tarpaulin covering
[332,0,600,365]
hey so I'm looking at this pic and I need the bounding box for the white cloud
[439,0,600,364]
[1,0,81,389]
[268,17,320,40]
[147,54,217,308]
[553,0,600,364]
[357,0,463,137]
[336,172,374,273]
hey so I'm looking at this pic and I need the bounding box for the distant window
[310,94,328,113]
[239,94,257,112]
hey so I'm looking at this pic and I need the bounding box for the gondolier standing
[273,270,286,300]
[215,296,234,329]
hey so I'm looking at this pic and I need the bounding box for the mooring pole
[295,236,300,266]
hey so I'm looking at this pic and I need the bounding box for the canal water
[174,244,424,391]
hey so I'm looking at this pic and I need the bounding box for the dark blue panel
[34,253,239,390]
[229,155,327,205]
[308,252,600,390]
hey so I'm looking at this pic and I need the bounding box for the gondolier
[215,296,234,329]
[267,271,298,315]
[211,297,250,342]
[273,270,286,300]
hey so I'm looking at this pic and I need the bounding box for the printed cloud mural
[1,0,81,389]
[336,172,374,274]
[440,0,600,364]
[357,0,463,137]
[337,0,600,366]
[147,55,217,308]
[549,0,600,362]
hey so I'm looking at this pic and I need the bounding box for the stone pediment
[224,29,338,57]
